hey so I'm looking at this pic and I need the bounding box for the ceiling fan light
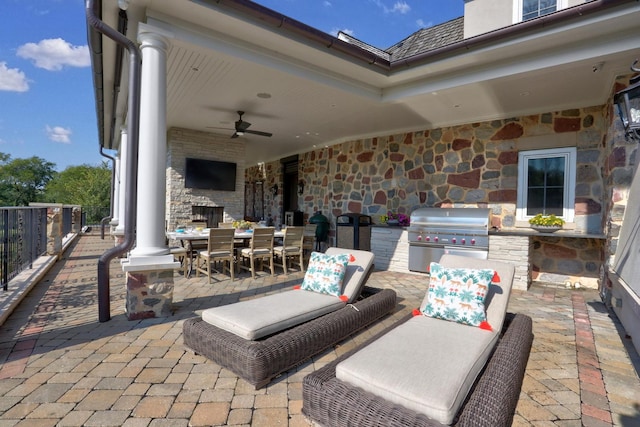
[236,131,245,136]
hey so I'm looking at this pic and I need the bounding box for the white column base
[122,254,179,272]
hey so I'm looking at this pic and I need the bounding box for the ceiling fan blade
[231,132,239,139]
[206,126,234,130]
[244,129,272,137]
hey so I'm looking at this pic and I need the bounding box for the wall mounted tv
[184,158,237,191]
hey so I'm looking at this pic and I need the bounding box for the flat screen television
[184,158,237,191]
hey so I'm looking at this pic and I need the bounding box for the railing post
[72,206,82,234]
[46,205,63,258]
[2,209,7,291]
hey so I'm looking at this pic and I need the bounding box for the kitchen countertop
[489,227,606,239]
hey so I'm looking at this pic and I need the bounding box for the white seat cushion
[274,245,300,252]
[240,248,271,256]
[202,290,345,340]
[336,315,499,425]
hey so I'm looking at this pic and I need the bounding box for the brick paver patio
[0,232,639,426]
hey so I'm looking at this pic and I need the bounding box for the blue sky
[0,0,463,172]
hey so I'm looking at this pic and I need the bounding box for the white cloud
[0,62,29,92]
[45,125,72,144]
[416,19,433,28]
[323,1,332,6]
[391,1,411,14]
[17,38,90,71]
[370,0,411,14]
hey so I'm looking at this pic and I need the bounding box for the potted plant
[380,212,410,226]
[529,214,564,232]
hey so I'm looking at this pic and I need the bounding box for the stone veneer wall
[244,97,636,287]
[166,127,246,228]
[604,75,640,295]
[296,106,608,233]
[601,75,638,285]
[530,236,603,288]
[245,160,284,224]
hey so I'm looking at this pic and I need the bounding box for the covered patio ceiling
[94,0,640,166]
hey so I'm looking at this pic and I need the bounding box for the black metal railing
[0,207,48,291]
[62,207,73,236]
[82,206,110,226]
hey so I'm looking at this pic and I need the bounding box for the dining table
[166,228,285,277]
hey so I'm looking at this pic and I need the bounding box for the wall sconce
[614,59,640,141]
[298,180,304,195]
[271,184,278,196]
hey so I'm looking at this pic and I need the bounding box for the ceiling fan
[207,111,272,138]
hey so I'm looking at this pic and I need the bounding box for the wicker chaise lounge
[183,248,397,389]
[302,255,534,427]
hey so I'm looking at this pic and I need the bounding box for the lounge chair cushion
[301,252,350,297]
[432,254,516,333]
[324,248,375,303]
[421,262,494,328]
[336,315,499,425]
[202,289,345,340]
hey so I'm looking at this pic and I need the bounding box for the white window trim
[513,0,567,23]
[516,147,576,223]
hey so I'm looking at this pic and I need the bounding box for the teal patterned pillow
[300,252,350,297]
[421,262,494,328]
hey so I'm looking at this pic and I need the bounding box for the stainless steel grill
[408,208,491,273]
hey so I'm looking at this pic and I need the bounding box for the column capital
[138,23,172,50]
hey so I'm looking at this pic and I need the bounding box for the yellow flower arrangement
[232,220,253,229]
[529,214,564,227]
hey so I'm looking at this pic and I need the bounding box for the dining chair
[166,224,189,276]
[238,227,275,279]
[297,224,317,268]
[169,245,189,276]
[195,228,236,283]
[273,226,305,274]
[187,221,209,262]
[218,222,234,228]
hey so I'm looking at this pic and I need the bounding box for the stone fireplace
[166,127,246,229]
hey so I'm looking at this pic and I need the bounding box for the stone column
[125,269,175,319]
[46,205,63,257]
[121,24,178,320]
[72,206,81,233]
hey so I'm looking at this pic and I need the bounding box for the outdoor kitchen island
[370,224,606,291]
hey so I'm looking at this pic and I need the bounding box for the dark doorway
[282,156,299,224]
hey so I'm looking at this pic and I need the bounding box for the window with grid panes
[517,147,576,222]
[522,0,557,20]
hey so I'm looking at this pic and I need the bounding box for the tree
[44,162,112,222]
[0,155,56,206]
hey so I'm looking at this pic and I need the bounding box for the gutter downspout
[99,146,115,240]
[86,0,141,322]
